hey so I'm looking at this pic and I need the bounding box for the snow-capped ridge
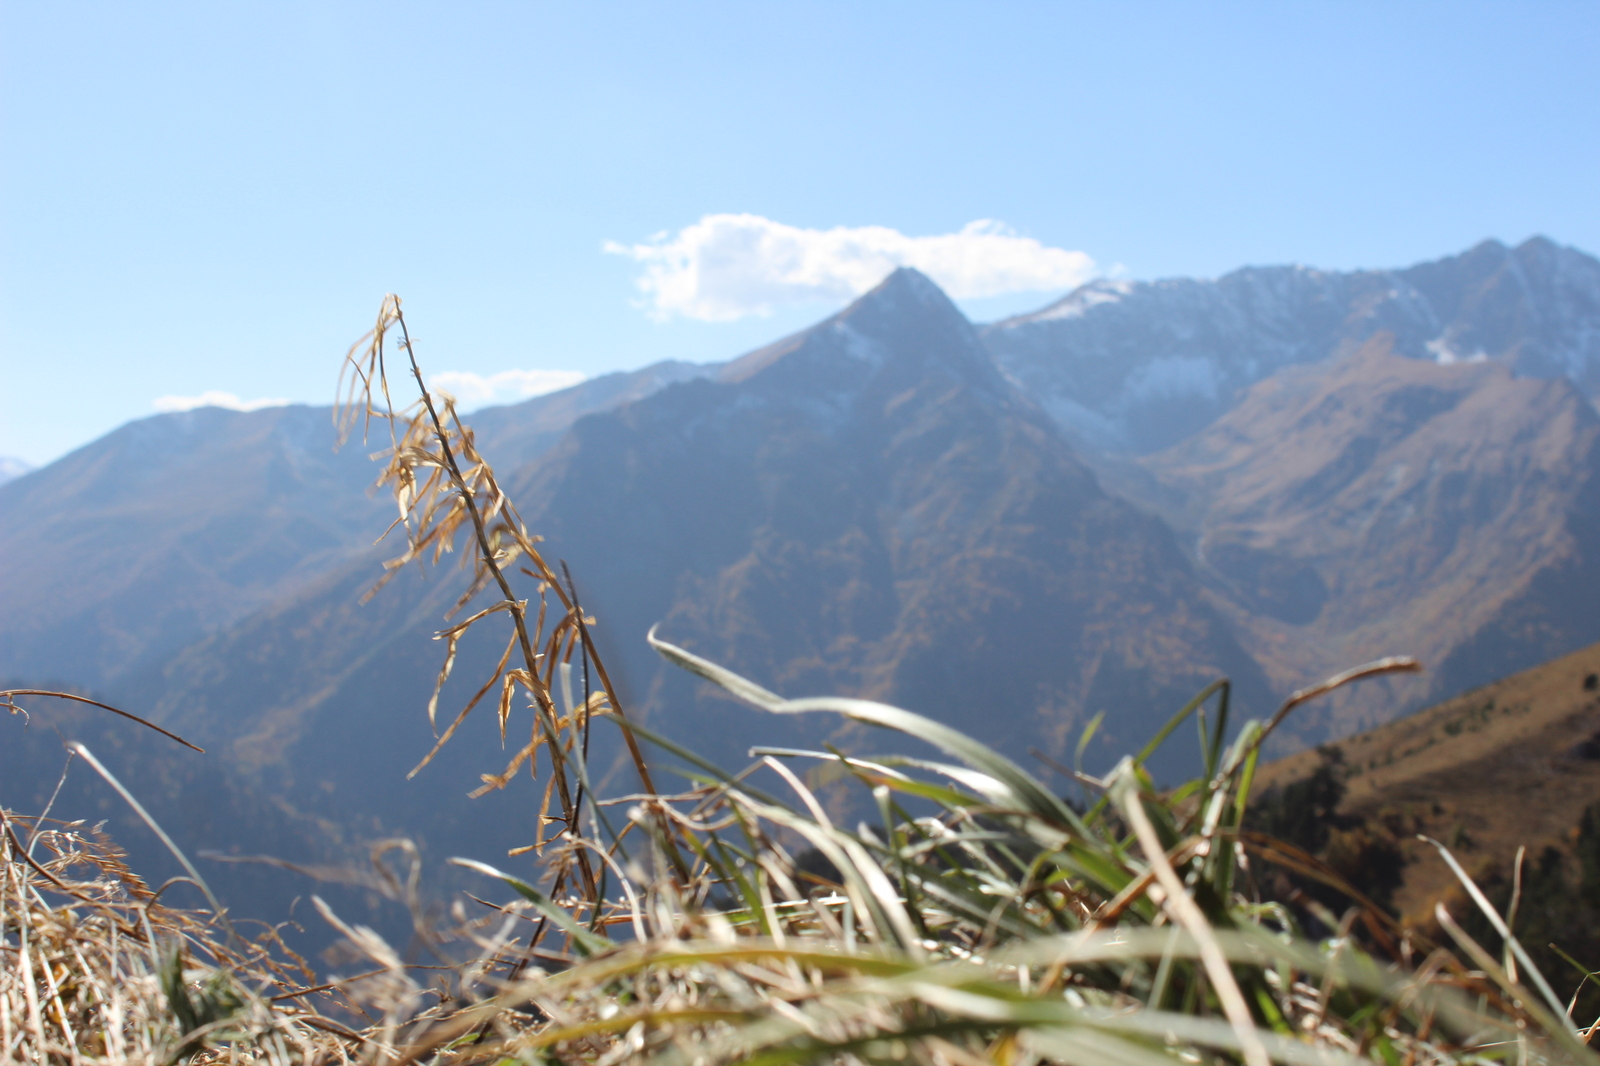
[982,236,1600,455]
[1020,278,1137,323]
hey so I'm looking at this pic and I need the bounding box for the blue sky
[2,1,1597,465]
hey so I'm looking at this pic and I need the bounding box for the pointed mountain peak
[1466,237,1511,257]
[867,265,949,304]
[719,267,1000,391]
[834,267,967,329]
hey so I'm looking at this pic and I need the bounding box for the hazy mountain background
[5,235,1600,942]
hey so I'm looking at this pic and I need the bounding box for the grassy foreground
[3,296,1597,1064]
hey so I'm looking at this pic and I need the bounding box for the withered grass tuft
[0,808,351,1063]
[4,294,1598,1063]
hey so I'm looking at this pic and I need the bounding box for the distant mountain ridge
[983,237,1600,454]
[6,237,1600,932]
[0,406,387,689]
[0,360,719,690]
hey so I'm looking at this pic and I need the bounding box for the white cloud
[605,214,1096,321]
[152,390,290,413]
[429,368,587,408]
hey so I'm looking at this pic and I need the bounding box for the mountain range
[5,235,1600,933]
[982,235,1600,454]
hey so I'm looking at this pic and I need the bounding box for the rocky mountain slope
[983,237,1600,454]
[507,269,1271,770]
[1137,334,1600,739]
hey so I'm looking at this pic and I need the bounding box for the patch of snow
[1039,394,1127,451]
[1426,338,1488,365]
[832,321,889,367]
[1032,279,1136,322]
[1123,355,1222,402]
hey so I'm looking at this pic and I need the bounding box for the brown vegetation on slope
[1256,636,1600,926]
[1139,334,1600,743]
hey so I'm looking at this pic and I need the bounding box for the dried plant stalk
[336,294,659,906]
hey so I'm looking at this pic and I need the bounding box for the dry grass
[5,294,1598,1064]
[0,807,362,1064]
